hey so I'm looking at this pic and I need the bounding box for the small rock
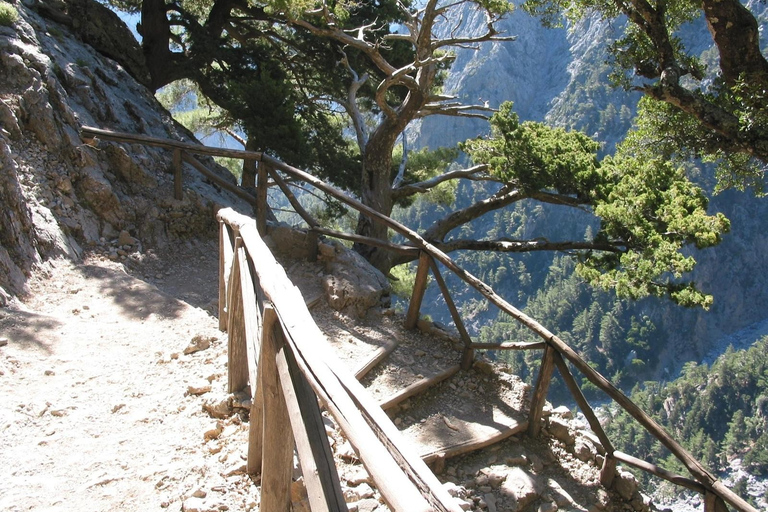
[442,482,463,498]
[548,416,575,445]
[203,395,233,419]
[184,335,214,355]
[614,468,639,501]
[500,467,543,510]
[204,422,223,441]
[484,493,498,512]
[473,359,494,375]
[346,468,372,486]
[187,382,212,396]
[50,409,66,417]
[345,483,375,501]
[44,370,55,376]
[118,230,137,246]
[354,498,380,512]
[547,480,574,507]
[338,440,357,461]
[457,499,473,511]
[574,439,595,462]
[552,405,573,419]
[488,469,507,489]
[192,488,207,498]
[224,462,246,477]
[0,338,8,347]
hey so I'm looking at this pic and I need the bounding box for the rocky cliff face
[0,0,250,302]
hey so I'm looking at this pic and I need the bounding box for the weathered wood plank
[236,244,261,393]
[420,419,528,464]
[226,240,248,394]
[405,251,431,330]
[379,364,460,411]
[218,221,234,331]
[528,344,555,437]
[259,308,293,511]
[353,337,401,380]
[276,344,346,512]
[247,305,275,476]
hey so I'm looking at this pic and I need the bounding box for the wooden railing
[80,126,757,512]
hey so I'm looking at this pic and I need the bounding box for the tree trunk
[354,128,398,273]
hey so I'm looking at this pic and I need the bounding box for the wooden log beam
[551,351,614,454]
[470,341,546,350]
[354,338,401,380]
[267,166,319,229]
[405,251,431,330]
[276,344,346,511]
[218,221,235,331]
[613,451,707,494]
[528,344,555,437]
[427,258,474,369]
[80,125,264,160]
[181,152,257,204]
[236,244,261,393]
[259,308,294,510]
[379,365,461,411]
[312,226,418,256]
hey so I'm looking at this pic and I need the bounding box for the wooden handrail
[82,125,757,512]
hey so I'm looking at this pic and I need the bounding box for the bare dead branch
[392,164,495,199]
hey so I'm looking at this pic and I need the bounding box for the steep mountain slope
[405,1,768,381]
[0,0,251,304]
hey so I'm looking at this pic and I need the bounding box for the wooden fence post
[247,304,278,476]
[405,251,431,329]
[256,161,269,236]
[276,344,347,511]
[173,149,183,200]
[218,221,234,331]
[528,343,555,437]
[258,307,294,510]
[226,238,249,394]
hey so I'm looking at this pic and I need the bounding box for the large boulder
[319,240,390,318]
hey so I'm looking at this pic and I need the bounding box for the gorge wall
[0,0,250,303]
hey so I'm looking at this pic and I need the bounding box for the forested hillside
[605,338,768,508]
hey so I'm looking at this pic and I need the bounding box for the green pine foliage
[604,337,768,486]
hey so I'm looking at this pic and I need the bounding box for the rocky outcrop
[0,0,250,299]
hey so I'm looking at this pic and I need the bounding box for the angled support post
[528,343,555,437]
[256,161,269,236]
[427,258,474,369]
[405,251,431,330]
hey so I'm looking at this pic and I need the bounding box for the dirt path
[0,248,258,512]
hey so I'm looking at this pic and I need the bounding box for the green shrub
[0,2,19,27]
